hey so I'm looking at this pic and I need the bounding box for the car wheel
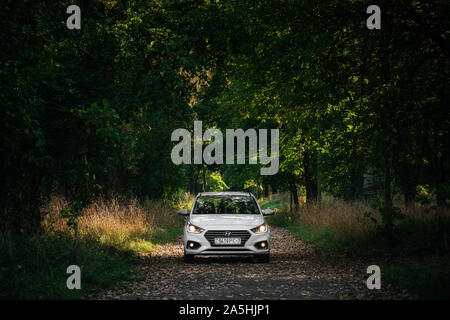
[255,253,270,263]
[184,252,195,263]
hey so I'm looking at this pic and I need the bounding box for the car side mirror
[178,209,189,216]
[262,209,274,216]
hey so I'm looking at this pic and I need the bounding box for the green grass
[112,227,182,254]
[0,226,183,299]
[261,195,450,299]
[383,257,450,300]
[284,222,341,252]
[0,195,187,300]
[268,213,450,299]
[150,226,182,244]
[0,230,137,299]
[124,226,182,253]
[262,194,450,255]
[268,207,450,255]
[260,198,282,210]
[266,211,347,253]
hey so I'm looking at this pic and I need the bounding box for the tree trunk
[202,165,207,192]
[304,151,317,205]
[289,191,293,213]
[436,179,448,208]
[290,182,299,209]
[383,155,394,238]
[402,173,417,208]
[317,150,321,204]
[189,166,200,195]
[270,183,278,194]
[363,166,375,200]
[317,121,322,204]
[395,157,419,208]
[404,189,416,208]
[263,182,269,197]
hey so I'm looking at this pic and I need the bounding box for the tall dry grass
[42,195,184,252]
[271,194,449,242]
[295,201,376,240]
[1,193,193,299]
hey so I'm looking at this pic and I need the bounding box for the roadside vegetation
[1,1,448,301]
[383,258,450,300]
[262,193,450,299]
[0,193,192,299]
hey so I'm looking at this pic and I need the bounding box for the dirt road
[92,226,410,300]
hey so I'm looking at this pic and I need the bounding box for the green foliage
[206,171,229,191]
[0,0,449,299]
[1,0,448,231]
[59,201,85,234]
[0,195,186,299]
[0,229,136,299]
[260,198,282,210]
[370,200,405,233]
[162,190,196,211]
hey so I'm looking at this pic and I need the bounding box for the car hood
[189,214,264,229]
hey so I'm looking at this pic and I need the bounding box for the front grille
[204,248,252,252]
[204,230,251,247]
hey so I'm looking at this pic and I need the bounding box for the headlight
[187,223,204,233]
[251,223,268,233]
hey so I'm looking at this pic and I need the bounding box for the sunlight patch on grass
[127,238,159,253]
[0,195,188,299]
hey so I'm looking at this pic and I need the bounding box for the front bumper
[184,228,270,255]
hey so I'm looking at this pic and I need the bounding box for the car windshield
[193,195,260,215]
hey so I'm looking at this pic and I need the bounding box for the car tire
[184,252,195,263]
[255,253,270,263]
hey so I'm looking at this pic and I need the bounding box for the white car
[178,192,274,263]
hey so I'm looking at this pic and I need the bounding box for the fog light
[255,241,268,249]
[186,241,200,249]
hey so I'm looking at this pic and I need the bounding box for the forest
[0,0,449,299]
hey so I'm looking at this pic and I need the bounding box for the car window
[193,196,259,215]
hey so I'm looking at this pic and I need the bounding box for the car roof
[198,191,252,197]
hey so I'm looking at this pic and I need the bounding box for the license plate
[214,237,241,245]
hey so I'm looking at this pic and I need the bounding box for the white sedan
[178,192,274,263]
